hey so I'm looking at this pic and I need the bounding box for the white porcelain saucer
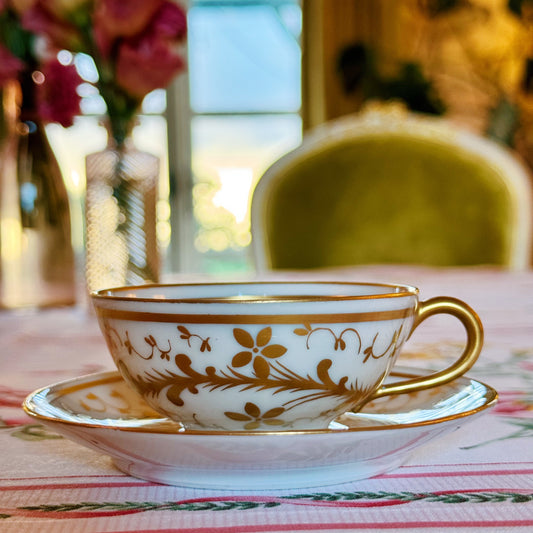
[23,368,497,490]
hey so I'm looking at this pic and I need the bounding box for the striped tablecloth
[1,266,532,532]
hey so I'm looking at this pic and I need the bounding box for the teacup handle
[369,296,483,400]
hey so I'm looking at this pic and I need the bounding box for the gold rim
[23,370,498,436]
[93,307,415,324]
[91,281,419,304]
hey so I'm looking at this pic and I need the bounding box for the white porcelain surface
[23,368,497,490]
[90,281,482,432]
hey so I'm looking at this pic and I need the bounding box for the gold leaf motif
[264,419,285,426]
[261,344,287,358]
[232,351,253,367]
[256,327,272,347]
[316,359,336,388]
[263,407,285,418]
[244,402,261,418]
[293,328,309,336]
[167,385,186,406]
[233,328,255,348]
[223,402,287,429]
[224,411,252,421]
[253,355,270,378]
[175,353,193,372]
[177,325,190,336]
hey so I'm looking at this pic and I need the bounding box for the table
[1,266,532,532]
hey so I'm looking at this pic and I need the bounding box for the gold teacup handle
[370,297,483,400]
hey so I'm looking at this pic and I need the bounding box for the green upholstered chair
[251,108,533,271]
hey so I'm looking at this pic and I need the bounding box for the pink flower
[115,32,185,99]
[93,0,162,56]
[519,360,533,372]
[492,391,533,418]
[0,44,25,87]
[36,58,82,127]
[149,1,187,42]
[111,1,187,99]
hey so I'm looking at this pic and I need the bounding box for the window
[168,0,302,274]
[48,0,302,277]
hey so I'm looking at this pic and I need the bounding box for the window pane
[188,2,301,113]
[191,114,302,272]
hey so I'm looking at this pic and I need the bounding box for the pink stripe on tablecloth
[0,481,154,491]
[379,468,533,479]
[95,520,533,532]
[3,467,531,492]
[0,474,130,481]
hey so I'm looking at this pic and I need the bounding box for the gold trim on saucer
[23,370,498,437]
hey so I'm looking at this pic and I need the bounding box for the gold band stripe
[95,307,414,324]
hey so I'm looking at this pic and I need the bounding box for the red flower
[93,0,163,57]
[116,31,185,99]
[0,44,24,87]
[492,391,533,418]
[149,1,187,42]
[36,58,82,127]
[14,0,187,137]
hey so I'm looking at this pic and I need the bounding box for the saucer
[23,368,497,490]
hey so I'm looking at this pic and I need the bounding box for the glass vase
[85,129,160,292]
[0,77,76,308]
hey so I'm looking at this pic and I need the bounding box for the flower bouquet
[21,0,187,146]
[18,0,188,290]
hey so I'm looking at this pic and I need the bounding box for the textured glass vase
[85,131,160,292]
[0,77,76,308]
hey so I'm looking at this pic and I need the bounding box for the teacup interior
[94,282,417,302]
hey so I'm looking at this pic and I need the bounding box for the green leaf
[11,424,62,441]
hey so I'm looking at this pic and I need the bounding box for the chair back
[251,108,532,270]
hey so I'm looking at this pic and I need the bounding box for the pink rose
[0,44,25,87]
[115,31,185,99]
[36,58,82,126]
[149,1,187,42]
[93,0,163,56]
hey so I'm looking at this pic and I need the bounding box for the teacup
[91,281,483,432]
